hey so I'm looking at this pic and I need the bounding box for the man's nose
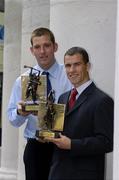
[40,46,45,53]
[69,65,75,72]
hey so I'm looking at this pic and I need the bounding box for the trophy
[21,65,47,112]
[36,90,66,138]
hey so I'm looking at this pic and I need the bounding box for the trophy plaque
[36,90,65,138]
[21,65,47,112]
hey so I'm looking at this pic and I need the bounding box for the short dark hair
[30,27,55,46]
[64,46,89,64]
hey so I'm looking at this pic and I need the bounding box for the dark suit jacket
[48,83,114,180]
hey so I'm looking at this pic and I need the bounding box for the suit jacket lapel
[66,94,87,115]
[64,91,71,114]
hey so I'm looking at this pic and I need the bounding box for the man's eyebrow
[65,61,82,65]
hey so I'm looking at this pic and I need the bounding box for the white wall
[50,0,116,97]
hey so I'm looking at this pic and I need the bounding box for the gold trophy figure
[43,90,56,130]
[25,66,41,104]
[37,90,65,139]
[21,65,46,112]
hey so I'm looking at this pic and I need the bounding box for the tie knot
[71,88,78,97]
[42,71,49,76]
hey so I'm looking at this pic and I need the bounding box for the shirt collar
[73,80,92,96]
[35,61,58,78]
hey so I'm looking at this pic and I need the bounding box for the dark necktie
[42,71,52,96]
[69,88,78,109]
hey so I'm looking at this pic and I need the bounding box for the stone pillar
[50,0,116,179]
[113,0,119,179]
[17,1,50,180]
[0,0,22,179]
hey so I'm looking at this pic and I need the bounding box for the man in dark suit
[46,47,114,180]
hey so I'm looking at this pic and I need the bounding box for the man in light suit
[46,46,114,180]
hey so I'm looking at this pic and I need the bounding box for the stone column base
[0,168,17,180]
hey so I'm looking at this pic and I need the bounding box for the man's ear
[87,62,91,72]
[54,43,58,52]
[30,47,34,55]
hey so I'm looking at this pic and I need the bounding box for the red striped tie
[69,88,78,109]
